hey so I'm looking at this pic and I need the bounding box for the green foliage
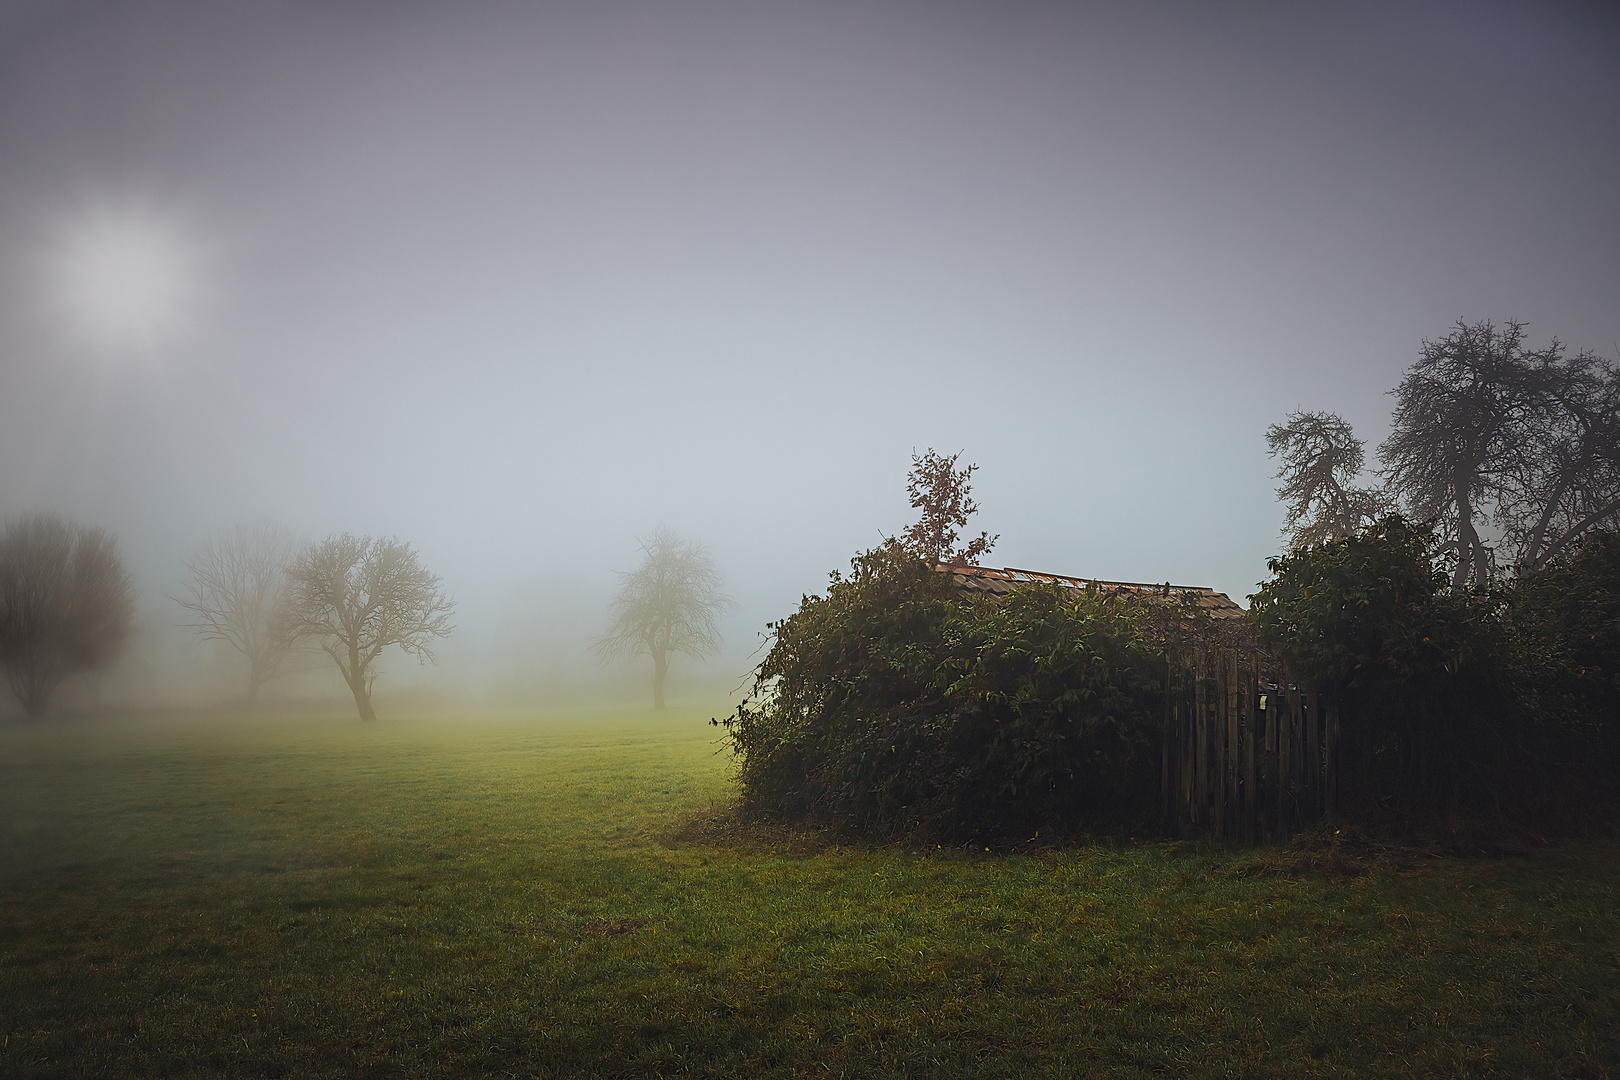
[1505,528,1620,771]
[724,540,1164,838]
[1249,516,1513,807]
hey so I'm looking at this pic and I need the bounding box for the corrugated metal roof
[937,563,1247,621]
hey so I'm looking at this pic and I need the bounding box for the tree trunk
[346,672,377,721]
[1454,471,1481,592]
[652,649,668,710]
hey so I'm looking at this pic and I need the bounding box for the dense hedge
[1248,517,1513,808]
[1250,516,1620,817]
[722,541,1165,839]
[1504,529,1620,792]
[726,523,1620,839]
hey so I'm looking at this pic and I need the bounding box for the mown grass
[1,708,1617,1079]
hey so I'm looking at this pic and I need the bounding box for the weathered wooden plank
[1212,663,1226,838]
[1305,683,1322,819]
[1277,675,1292,828]
[1193,663,1207,829]
[1161,658,1173,823]
[1226,652,1240,840]
[1243,656,1258,844]
[1324,693,1340,817]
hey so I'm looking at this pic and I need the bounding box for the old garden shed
[939,563,1338,842]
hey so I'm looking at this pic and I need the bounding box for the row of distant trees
[1268,319,1620,588]
[175,522,729,716]
[0,520,456,721]
[0,514,727,721]
[174,526,455,721]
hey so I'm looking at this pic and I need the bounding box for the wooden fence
[1161,648,1339,841]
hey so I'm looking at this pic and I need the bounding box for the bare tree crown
[173,520,302,702]
[1266,411,1392,550]
[284,534,455,720]
[596,528,732,709]
[597,529,731,663]
[1380,319,1620,590]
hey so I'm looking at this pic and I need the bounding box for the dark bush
[1504,528,1620,781]
[1249,516,1519,810]
[723,540,1164,839]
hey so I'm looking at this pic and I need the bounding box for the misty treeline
[0,505,730,719]
[0,515,457,721]
[725,321,1620,839]
[173,526,455,721]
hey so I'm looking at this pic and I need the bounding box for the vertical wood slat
[1276,675,1291,827]
[1193,661,1207,829]
[1324,694,1339,818]
[1305,684,1322,819]
[1162,658,1173,824]
[1181,680,1195,826]
[1243,657,1258,844]
[1226,653,1240,839]
[1289,679,1304,828]
[1212,663,1226,838]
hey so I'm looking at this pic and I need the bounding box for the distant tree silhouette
[1495,346,1620,573]
[284,534,454,722]
[174,521,301,704]
[1380,319,1620,591]
[902,449,997,565]
[596,528,731,710]
[1266,411,1392,550]
[0,514,134,717]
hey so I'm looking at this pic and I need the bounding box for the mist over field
[1,1,1618,714]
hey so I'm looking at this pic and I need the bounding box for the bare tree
[173,521,301,704]
[1496,348,1620,572]
[1380,320,1548,591]
[0,514,134,717]
[1266,411,1392,549]
[902,448,997,565]
[284,534,455,722]
[1380,319,1620,590]
[596,528,732,710]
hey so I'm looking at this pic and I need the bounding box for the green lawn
[1,708,1616,1079]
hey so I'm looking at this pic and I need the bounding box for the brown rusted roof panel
[937,562,1246,620]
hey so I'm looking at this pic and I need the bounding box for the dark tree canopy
[1266,411,1391,550]
[596,528,731,710]
[902,449,996,565]
[0,514,134,717]
[173,521,301,703]
[284,534,454,722]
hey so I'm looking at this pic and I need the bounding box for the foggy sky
[2,1,1618,704]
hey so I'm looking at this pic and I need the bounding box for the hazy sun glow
[44,203,207,358]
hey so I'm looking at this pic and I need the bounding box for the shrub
[1249,516,1515,809]
[1504,528,1620,779]
[723,541,1164,839]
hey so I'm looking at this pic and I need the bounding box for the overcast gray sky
[2,1,1617,703]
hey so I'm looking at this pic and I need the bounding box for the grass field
[1,708,1617,1079]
